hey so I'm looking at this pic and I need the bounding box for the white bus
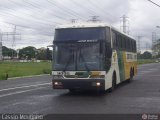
[52,22,137,92]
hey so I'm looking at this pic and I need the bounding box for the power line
[0,0,123,49]
[71,0,96,16]
[148,0,160,7]
[46,0,83,19]
[0,12,53,27]
[87,0,115,22]
[0,5,61,25]
[7,0,67,22]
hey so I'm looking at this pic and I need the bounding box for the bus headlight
[54,82,62,85]
[92,82,101,87]
[96,82,101,86]
[54,82,58,85]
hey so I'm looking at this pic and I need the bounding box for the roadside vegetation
[0,61,51,80]
[137,51,158,65]
[137,59,156,65]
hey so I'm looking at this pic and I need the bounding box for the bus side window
[119,35,123,49]
[133,40,135,52]
[112,31,116,48]
[117,34,119,49]
[124,38,127,50]
[130,40,133,52]
[122,36,125,50]
[126,38,128,51]
[121,36,123,49]
[120,35,123,49]
[118,34,122,50]
[128,39,131,51]
[131,39,134,52]
[134,41,137,52]
[116,33,118,48]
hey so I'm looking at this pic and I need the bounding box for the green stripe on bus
[117,51,125,82]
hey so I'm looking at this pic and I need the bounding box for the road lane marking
[0,82,51,92]
[8,74,50,80]
[0,86,48,98]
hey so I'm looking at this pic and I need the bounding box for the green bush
[42,69,51,74]
[137,59,155,65]
[0,73,8,80]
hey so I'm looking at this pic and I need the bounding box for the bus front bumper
[52,79,105,91]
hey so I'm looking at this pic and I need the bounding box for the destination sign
[77,40,98,43]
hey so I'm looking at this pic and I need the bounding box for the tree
[2,46,17,57]
[19,46,36,60]
[141,51,152,59]
[36,47,52,60]
[46,48,52,60]
[36,48,46,60]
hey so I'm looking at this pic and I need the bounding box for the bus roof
[55,22,135,40]
[55,22,108,29]
[111,26,135,40]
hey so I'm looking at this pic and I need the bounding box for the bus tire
[108,73,116,92]
[128,69,133,82]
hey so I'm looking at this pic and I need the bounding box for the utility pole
[1,31,20,59]
[120,15,129,34]
[137,36,143,53]
[71,19,77,23]
[152,32,157,57]
[89,16,100,22]
[12,25,16,59]
[0,29,2,60]
[155,26,160,57]
[152,32,156,49]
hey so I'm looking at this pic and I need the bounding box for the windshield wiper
[63,45,90,72]
[63,51,74,71]
[79,49,90,72]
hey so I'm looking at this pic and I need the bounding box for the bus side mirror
[47,45,55,61]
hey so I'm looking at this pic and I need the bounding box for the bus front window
[53,42,104,71]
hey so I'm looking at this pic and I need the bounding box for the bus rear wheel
[128,69,133,82]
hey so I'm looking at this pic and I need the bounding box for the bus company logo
[142,114,148,120]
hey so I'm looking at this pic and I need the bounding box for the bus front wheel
[108,73,116,92]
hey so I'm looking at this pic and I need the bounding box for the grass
[137,59,156,65]
[0,62,51,80]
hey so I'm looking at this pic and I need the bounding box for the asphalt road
[0,63,160,114]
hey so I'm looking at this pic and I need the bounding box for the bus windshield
[53,42,104,71]
[53,27,107,71]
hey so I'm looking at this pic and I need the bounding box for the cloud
[0,0,160,51]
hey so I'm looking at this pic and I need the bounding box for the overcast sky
[0,0,160,50]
